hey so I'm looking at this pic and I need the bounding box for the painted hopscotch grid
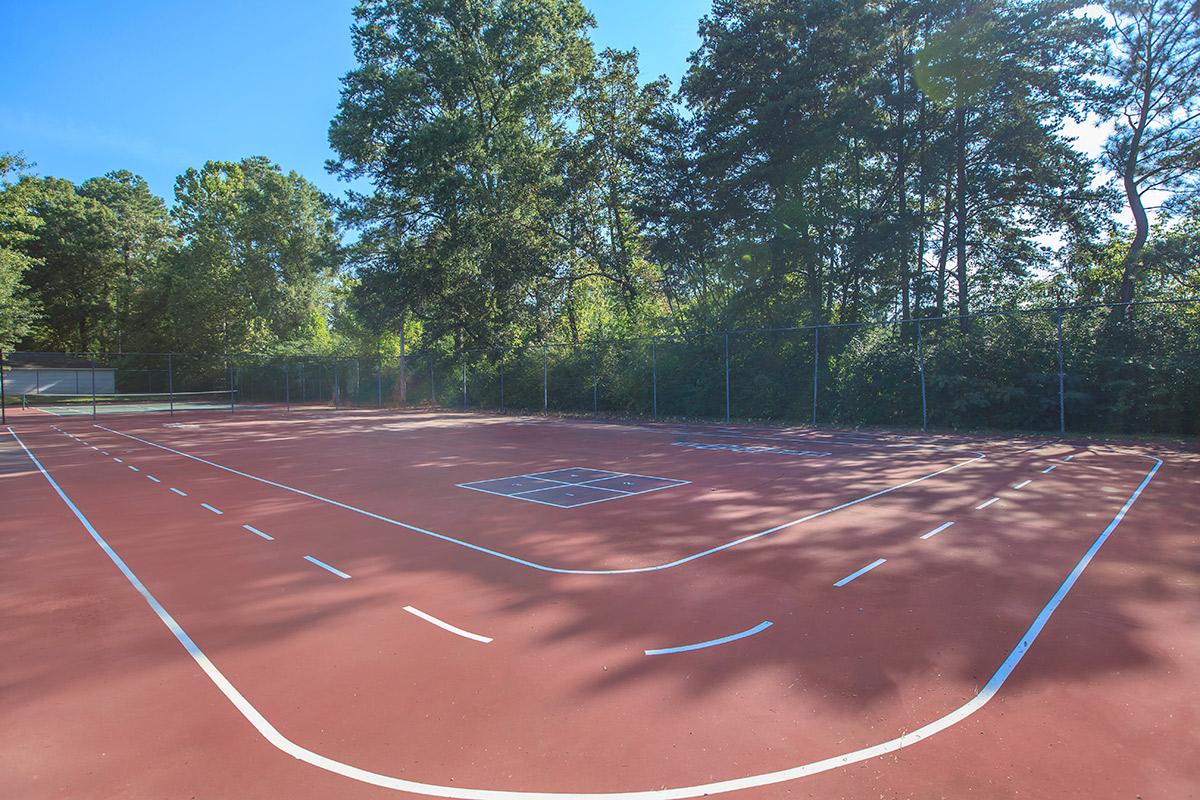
[458,467,690,509]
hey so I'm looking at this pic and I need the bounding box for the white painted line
[1013,479,1032,489]
[243,524,274,541]
[1063,454,1074,462]
[645,621,771,656]
[169,487,187,496]
[101,451,109,455]
[91,445,100,450]
[8,424,1166,799]
[128,465,140,472]
[304,555,350,579]
[113,457,123,463]
[975,497,1000,510]
[403,606,492,643]
[146,475,161,483]
[1042,465,1057,474]
[97,425,987,576]
[835,558,887,587]
[201,503,223,515]
[920,521,955,540]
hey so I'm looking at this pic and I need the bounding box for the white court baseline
[8,426,1163,799]
[92,423,987,575]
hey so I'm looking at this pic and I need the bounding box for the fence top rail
[6,297,1196,365]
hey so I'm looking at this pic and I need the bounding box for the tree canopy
[1,0,1196,367]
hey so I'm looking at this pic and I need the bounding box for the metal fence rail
[3,299,1197,434]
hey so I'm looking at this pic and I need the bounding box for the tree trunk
[935,176,953,318]
[895,38,911,319]
[954,102,970,330]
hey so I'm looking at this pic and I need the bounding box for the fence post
[811,327,819,426]
[542,345,548,413]
[227,357,235,413]
[377,356,383,406]
[651,338,657,419]
[499,360,505,410]
[462,360,467,409]
[724,332,731,423]
[592,345,598,414]
[429,359,435,405]
[284,361,290,411]
[398,332,407,406]
[167,353,175,415]
[916,321,927,431]
[91,354,97,418]
[0,348,6,425]
[1056,308,1066,433]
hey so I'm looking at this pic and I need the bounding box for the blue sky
[0,0,710,203]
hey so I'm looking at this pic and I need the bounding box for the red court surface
[2,407,1198,799]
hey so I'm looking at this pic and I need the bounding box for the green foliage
[18,175,121,351]
[0,154,43,349]
[155,157,341,353]
[330,0,598,348]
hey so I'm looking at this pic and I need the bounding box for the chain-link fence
[3,299,1197,434]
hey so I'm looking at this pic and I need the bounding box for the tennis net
[19,390,238,416]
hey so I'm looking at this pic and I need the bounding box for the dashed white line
[403,606,492,643]
[920,521,955,540]
[304,555,350,579]
[128,465,140,472]
[170,487,187,496]
[1063,454,1074,462]
[1013,479,1032,489]
[113,457,123,463]
[201,503,223,515]
[835,558,887,587]
[243,524,274,541]
[976,497,1000,510]
[146,475,161,483]
[1042,465,1057,474]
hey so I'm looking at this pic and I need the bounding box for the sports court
[3,401,1197,799]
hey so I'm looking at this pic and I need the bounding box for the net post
[542,345,548,413]
[916,320,927,431]
[0,348,6,425]
[168,353,175,415]
[812,326,819,426]
[724,332,731,423]
[1056,307,1065,433]
[91,354,97,419]
[284,361,291,411]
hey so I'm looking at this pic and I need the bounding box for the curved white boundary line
[404,606,493,643]
[10,426,1163,798]
[645,620,772,656]
[92,424,986,575]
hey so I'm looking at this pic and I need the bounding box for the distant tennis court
[16,389,240,415]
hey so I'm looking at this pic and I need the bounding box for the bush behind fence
[3,300,1196,435]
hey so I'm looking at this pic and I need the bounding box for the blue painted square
[457,466,689,509]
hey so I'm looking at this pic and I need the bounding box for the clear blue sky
[0,0,711,204]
